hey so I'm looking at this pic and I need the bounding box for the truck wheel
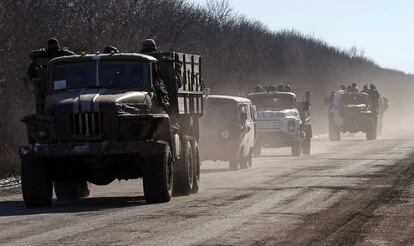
[143,142,173,203]
[253,146,261,156]
[302,138,311,155]
[291,140,302,157]
[21,158,53,207]
[329,119,341,141]
[191,141,200,194]
[173,139,194,196]
[54,181,90,200]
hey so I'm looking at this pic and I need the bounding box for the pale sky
[188,0,414,74]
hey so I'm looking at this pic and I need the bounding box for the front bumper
[19,141,164,159]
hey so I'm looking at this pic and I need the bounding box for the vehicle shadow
[0,196,147,217]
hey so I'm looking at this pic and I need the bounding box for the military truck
[329,92,376,141]
[19,51,204,207]
[247,91,312,156]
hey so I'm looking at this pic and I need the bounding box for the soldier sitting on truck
[103,46,119,54]
[26,38,75,113]
[140,39,170,110]
[27,38,75,80]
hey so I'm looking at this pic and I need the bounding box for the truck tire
[302,138,311,155]
[191,141,200,194]
[329,118,341,141]
[21,158,53,207]
[143,142,173,203]
[291,140,302,157]
[173,139,194,196]
[54,181,90,200]
[253,146,261,156]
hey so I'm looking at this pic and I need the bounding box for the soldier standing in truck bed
[140,39,170,110]
[26,38,75,80]
[26,38,75,113]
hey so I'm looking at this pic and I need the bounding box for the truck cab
[248,91,312,156]
[200,95,256,170]
[20,52,204,207]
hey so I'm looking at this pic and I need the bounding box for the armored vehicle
[200,95,256,170]
[329,92,376,141]
[247,91,312,156]
[20,52,204,207]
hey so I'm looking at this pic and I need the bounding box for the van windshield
[51,61,151,91]
[204,100,237,122]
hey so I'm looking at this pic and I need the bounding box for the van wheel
[21,158,53,207]
[143,142,173,203]
[173,139,194,196]
[191,141,200,194]
[291,140,302,157]
[54,181,90,200]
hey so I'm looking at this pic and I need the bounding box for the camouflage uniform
[26,38,75,113]
[140,39,170,110]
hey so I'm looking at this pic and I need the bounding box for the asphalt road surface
[1,131,414,246]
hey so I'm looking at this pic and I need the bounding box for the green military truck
[20,51,204,207]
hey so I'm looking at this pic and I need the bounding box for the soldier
[26,38,75,113]
[103,46,119,54]
[284,84,292,92]
[350,83,359,92]
[361,84,369,94]
[276,83,285,92]
[140,39,160,54]
[255,84,264,93]
[140,39,169,110]
[27,38,75,80]
[367,84,380,124]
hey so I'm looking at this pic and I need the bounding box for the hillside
[0,0,413,176]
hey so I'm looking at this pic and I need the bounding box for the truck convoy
[247,90,312,156]
[20,51,204,207]
[329,92,377,141]
[200,95,256,170]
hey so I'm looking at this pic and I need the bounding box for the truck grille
[256,119,283,132]
[71,112,103,137]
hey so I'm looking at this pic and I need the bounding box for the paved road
[1,132,414,246]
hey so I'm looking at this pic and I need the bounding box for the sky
[188,0,414,74]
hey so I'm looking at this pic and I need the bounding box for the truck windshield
[249,94,295,110]
[51,61,151,91]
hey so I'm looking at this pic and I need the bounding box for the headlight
[221,131,230,139]
[288,121,296,131]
